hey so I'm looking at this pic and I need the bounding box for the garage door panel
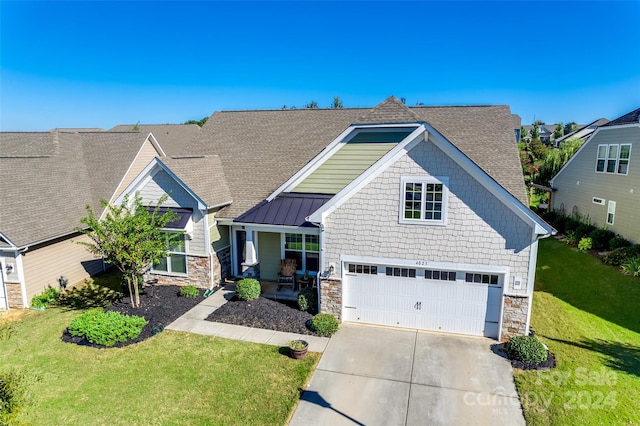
[343,263,503,339]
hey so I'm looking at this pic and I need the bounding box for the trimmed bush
[504,335,547,365]
[236,278,261,301]
[551,214,568,234]
[604,247,631,267]
[297,287,317,314]
[589,228,615,251]
[578,237,593,251]
[30,286,61,309]
[68,309,148,347]
[628,244,640,259]
[310,313,339,337]
[575,222,596,239]
[609,236,631,251]
[180,285,199,298]
[58,282,122,309]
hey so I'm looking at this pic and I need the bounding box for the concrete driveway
[289,324,525,426]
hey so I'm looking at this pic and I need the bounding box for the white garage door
[342,262,503,338]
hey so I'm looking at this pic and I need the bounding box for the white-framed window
[400,176,448,225]
[607,200,616,225]
[596,144,631,175]
[465,273,499,285]
[284,233,319,272]
[385,267,416,278]
[592,197,605,205]
[153,232,187,274]
[425,269,456,281]
[347,263,378,275]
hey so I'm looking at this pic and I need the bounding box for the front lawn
[514,238,640,425]
[1,307,319,425]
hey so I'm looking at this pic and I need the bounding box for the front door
[235,230,246,276]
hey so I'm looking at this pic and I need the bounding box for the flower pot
[288,340,309,359]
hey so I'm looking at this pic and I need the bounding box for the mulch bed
[510,351,557,370]
[206,296,316,335]
[61,285,205,348]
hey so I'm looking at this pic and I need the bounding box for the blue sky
[1,1,639,131]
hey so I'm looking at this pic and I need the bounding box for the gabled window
[596,144,631,175]
[153,232,187,274]
[400,176,448,225]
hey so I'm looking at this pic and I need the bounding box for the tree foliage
[529,122,541,140]
[534,137,584,186]
[184,117,209,127]
[304,100,319,109]
[76,194,180,307]
[528,137,547,161]
[553,123,564,139]
[330,96,343,109]
[564,121,577,135]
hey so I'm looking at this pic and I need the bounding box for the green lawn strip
[1,308,319,425]
[514,238,640,425]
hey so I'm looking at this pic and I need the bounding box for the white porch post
[244,228,257,265]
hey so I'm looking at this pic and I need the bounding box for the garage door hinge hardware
[414,301,422,310]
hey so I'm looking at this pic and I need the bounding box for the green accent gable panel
[258,232,281,281]
[292,142,398,194]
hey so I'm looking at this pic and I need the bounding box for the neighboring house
[109,124,201,156]
[0,130,166,309]
[553,118,609,148]
[550,108,639,243]
[522,123,559,144]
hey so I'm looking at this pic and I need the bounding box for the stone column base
[501,294,530,340]
[319,277,342,321]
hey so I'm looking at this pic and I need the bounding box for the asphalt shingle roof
[0,131,152,247]
[158,156,232,208]
[109,124,201,156]
[189,97,528,218]
[603,108,640,127]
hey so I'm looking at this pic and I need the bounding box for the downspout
[206,214,215,291]
[317,221,324,314]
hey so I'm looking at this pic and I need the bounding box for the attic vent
[592,197,605,205]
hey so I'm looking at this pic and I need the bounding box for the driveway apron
[289,323,525,426]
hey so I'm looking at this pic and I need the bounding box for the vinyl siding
[324,137,535,295]
[137,169,208,254]
[292,143,397,194]
[207,210,230,252]
[22,234,104,305]
[552,126,640,243]
[257,232,281,281]
[112,139,160,200]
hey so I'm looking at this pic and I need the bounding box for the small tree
[564,121,577,135]
[528,137,547,161]
[184,117,208,127]
[304,100,319,109]
[553,123,564,139]
[330,96,344,109]
[530,122,541,140]
[77,194,180,307]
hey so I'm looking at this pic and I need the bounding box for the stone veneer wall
[501,294,530,340]
[146,255,211,288]
[6,282,24,308]
[319,277,342,320]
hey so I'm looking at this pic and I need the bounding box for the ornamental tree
[77,194,180,307]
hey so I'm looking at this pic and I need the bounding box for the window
[347,264,378,275]
[284,233,319,272]
[596,144,632,175]
[400,176,448,224]
[153,233,187,274]
[465,273,499,285]
[592,197,605,206]
[385,267,416,278]
[425,270,456,281]
[607,200,616,225]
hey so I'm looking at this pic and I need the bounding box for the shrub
[68,309,148,347]
[604,247,631,267]
[30,286,61,309]
[0,369,29,425]
[551,214,568,234]
[504,335,547,365]
[564,217,581,233]
[58,282,122,309]
[627,244,640,259]
[589,228,616,251]
[575,222,596,239]
[578,237,593,251]
[564,230,580,246]
[180,285,199,298]
[621,256,640,277]
[609,236,631,251]
[236,278,261,301]
[297,287,317,314]
[310,313,339,337]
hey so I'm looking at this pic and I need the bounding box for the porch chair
[278,258,297,290]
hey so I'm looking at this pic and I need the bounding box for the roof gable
[357,96,424,124]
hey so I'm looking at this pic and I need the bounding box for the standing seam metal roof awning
[147,207,193,229]
[235,193,333,227]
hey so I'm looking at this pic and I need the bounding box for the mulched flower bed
[206,296,316,335]
[493,342,557,370]
[61,285,205,348]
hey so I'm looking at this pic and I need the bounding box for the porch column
[244,229,257,265]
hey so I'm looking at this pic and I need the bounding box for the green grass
[1,308,319,425]
[514,238,640,425]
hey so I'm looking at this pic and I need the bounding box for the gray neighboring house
[144,96,552,340]
[0,130,167,309]
[553,118,609,148]
[550,108,640,243]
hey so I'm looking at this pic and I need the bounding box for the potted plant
[288,339,309,359]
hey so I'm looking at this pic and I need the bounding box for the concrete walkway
[289,323,525,426]
[166,285,330,353]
